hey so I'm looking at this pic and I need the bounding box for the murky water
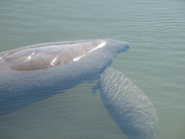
[0,0,185,139]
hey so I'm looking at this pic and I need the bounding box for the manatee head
[105,39,130,54]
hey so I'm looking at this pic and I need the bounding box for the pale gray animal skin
[0,39,129,115]
[98,67,158,139]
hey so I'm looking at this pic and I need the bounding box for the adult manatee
[0,39,129,115]
[97,67,158,139]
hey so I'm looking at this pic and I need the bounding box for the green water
[0,0,185,139]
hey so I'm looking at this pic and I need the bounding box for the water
[0,0,185,138]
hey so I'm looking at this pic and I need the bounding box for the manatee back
[0,39,129,115]
[0,39,129,71]
[99,67,158,139]
[0,40,106,71]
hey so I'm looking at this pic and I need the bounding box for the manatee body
[99,67,158,139]
[0,39,129,115]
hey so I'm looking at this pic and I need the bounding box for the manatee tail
[98,67,158,139]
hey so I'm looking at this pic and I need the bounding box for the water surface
[0,0,185,139]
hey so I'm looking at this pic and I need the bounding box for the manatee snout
[121,41,130,52]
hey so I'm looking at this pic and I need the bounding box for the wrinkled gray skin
[98,67,158,139]
[0,39,129,115]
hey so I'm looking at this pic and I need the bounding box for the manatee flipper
[98,67,158,139]
[92,80,101,95]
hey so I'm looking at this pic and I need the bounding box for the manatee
[0,39,129,115]
[95,67,158,139]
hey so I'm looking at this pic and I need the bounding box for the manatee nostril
[120,42,130,52]
[126,43,131,50]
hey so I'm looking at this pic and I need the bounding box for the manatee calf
[97,67,158,139]
[0,39,129,115]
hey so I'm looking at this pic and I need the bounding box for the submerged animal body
[99,67,158,139]
[0,39,129,115]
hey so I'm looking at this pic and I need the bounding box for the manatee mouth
[125,42,130,50]
[121,41,130,52]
